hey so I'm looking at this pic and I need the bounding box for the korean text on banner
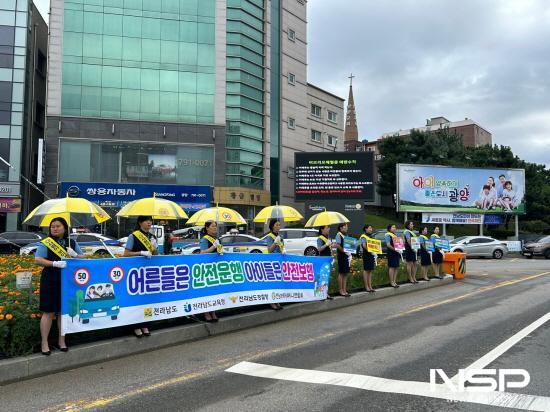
[61,254,333,335]
[366,238,382,254]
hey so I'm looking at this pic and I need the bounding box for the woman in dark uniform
[35,217,83,355]
[317,225,335,300]
[199,220,221,321]
[334,223,351,297]
[265,219,284,310]
[384,224,400,288]
[124,215,159,337]
[403,220,418,284]
[360,224,376,293]
[430,226,444,279]
[418,226,432,281]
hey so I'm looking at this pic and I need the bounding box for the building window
[328,135,337,146]
[311,104,321,118]
[287,29,295,42]
[288,117,295,129]
[311,129,321,143]
[328,110,337,123]
[288,72,295,85]
[288,166,295,178]
[36,51,46,77]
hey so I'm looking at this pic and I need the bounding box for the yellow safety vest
[268,232,284,249]
[132,230,155,253]
[360,234,370,249]
[41,237,70,259]
[318,235,330,246]
[203,234,222,253]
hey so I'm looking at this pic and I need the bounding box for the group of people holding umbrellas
[25,193,354,355]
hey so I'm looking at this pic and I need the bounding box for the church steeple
[344,73,359,143]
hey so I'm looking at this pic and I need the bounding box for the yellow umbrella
[116,196,188,220]
[24,196,111,227]
[304,211,350,227]
[253,205,303,223]
[186,206,246,226]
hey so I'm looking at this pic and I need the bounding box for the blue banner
[483,214,504,225]
[59,182,211,211]
[60,254,333,335]
[435,239,451,251]
[425,240,435,252]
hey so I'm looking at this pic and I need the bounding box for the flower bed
[0,256,42,358]
[0,255,433,358]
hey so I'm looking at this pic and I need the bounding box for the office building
[44,0,342,231]
[0,0,47,231]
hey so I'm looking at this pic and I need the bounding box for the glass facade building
[60,0,216,123]
[0,0,29,181]
[225,0,265,188]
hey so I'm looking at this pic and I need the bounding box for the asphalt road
[1,257,550,412]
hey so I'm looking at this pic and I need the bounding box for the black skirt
[363,253,375,271]
[404,248,417,262]
[420,249,432,266]
[387,250,401,268]
[433,250,443,264]
[39,268,62,313]
[337,253,350,273]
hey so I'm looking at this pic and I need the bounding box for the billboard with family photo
[397,164,525,214]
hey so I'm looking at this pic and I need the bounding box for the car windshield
[85,283,115,301]
[536,235,550,243]
[451,236,469,244]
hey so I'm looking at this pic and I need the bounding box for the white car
[20,233,125,257]
[179,233,268,255]
[262,228,320,256]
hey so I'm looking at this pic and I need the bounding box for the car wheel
[192,249,200,254]
[304,247,319,256]
[454,249,463,253]
[525,255,533,259]
[82,319,90,324]
[250,249,262,253]
[111,315,118,320]
[544,249,550,259]
[493,249,504,259]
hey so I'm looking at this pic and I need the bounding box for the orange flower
[4,313,12,320]
[30,313,36,318]
[0,314,4,320]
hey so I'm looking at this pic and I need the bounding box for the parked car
[0,231,46,254]
[180,233,268,255]
[20,233,125,256]
[261,228,320,256]
[522,235,550,259]
[450,236,508,259]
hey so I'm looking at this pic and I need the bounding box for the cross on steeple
[348,73,355,86]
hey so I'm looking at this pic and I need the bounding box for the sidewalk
[0,276,453,385]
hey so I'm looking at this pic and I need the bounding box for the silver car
[450,236,508,259]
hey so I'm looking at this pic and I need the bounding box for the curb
[0,275,453,385]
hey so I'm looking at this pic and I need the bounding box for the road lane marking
[47,271,550,411]
[49,332,337,412]
[392,271,550,318]
[226,361,550,411]
[450,311,550,383]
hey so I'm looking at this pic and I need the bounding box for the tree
[377,129,550,225]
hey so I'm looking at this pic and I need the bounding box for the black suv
[522,235,550,259]
[0,231,46,254]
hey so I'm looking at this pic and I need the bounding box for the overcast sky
[34,1,549,166]
[308,1,550,166]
